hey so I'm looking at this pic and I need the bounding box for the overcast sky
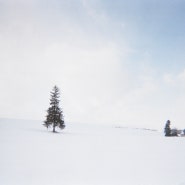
[1,0,185,129]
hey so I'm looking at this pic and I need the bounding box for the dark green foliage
[164,120,171,136]
[44,86,65,132]
[171,128,178,136]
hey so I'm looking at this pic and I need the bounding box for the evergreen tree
[164,120,171,136]
[44,86,65,132]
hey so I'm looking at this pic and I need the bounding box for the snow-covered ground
[0,118,185,185]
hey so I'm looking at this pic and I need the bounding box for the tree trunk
[53,125,56,132]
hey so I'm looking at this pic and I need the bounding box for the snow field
[0,119,185,185]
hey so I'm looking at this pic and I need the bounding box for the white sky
[1,0,185,130]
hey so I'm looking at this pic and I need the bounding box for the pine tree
[44,86,65,132]
[164,120,171,136]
